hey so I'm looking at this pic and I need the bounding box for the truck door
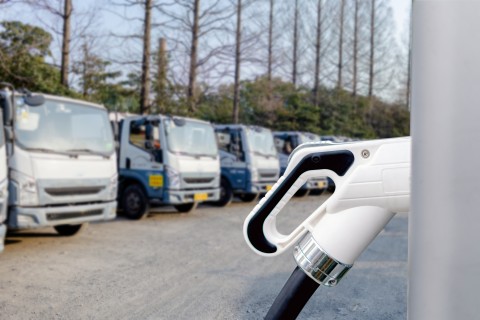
[120,117,164,198]
[274,134,290,175]
[217,128,247,190]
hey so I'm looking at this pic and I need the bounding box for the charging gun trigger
[245,149,355,255]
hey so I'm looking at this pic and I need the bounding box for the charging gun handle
[245,149,355,254]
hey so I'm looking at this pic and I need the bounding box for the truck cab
[0,88,117,236]
[273,131,328,196]
[0,87,9,251]
[116,114,220,219]
[214,124,280,206]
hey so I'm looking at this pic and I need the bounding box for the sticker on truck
[149,175,164,187]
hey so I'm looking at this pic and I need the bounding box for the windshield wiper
[25,148,77,157]
[65,148,110,159]
[174,151,216,159]
[253,150,275,158]
[193,153,217,159]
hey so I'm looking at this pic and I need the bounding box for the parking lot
[0,194,407,320]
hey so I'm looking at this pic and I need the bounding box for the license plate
[266,185,273,191]
[317,181,326,188]
[194,193,209,201]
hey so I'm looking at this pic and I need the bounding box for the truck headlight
[166,165,180,189]
[250,167,259,182]
[213,174,220,187]
[0,178,7,200]
[10,170,38,206]
[109,174,118,200]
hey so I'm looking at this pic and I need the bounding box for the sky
[0,0,413,97]
[391,1,412,40]
[0,0,412,48]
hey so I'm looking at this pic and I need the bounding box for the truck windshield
[246,127,277,157]
[14,96,114,156]
[299,133,320,145]
[164,118,218,157]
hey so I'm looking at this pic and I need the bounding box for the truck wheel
[238,193,258,203]
[309,189,324,196]
[212,178,233,207]
[54,224,85,236]
[327,178,336,193]
[294,189,310,197]
[174,202,198,213]
[122,184,149,220]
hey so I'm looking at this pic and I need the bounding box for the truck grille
[45,186,105,196]
[46,209,103,221]
[259,172,277,179]
[183,178,215,184]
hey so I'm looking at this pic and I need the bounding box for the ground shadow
[6,231,60,238]
[4,238,22,245]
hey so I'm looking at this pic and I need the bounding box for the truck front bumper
[0,224,6,253]
[304,179,328,190]
[8,201,117,229]
[164,188,220,204]
[247,181,277,194]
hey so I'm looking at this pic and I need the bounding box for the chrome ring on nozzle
[294,234,352,287]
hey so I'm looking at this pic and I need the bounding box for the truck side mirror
[0,90,13,127]
[24,94,45,107]
[144,140,153,150]
[4,127,13,142]
[110,121,119,141]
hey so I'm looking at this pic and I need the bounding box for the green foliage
[73,47,140,113]
[189,77,410,139]
[196,85,233,124]
[0,21,70,95]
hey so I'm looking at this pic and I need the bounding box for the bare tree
[292,0,299,86]
[352,0,359,97]
[140,0,153,114]
[19,0,102,89]
[337,0,345,89]
[160,0,236,113]
[366,0,397,105]
[155,37,168,114]
[267,0,274,82]
[187,0,200,113]
[20,0,72,87]
[368,0,375,101]
[60,0,72,87]
[313,0,323,107]
[232,0,242,123]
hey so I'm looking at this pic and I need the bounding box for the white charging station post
[410,1,480,319]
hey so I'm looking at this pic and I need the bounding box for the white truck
[273,131,329,196]
[214,124,280,206]
[0,84,9,251]
[0,86,117,236]
[115,114,220,219]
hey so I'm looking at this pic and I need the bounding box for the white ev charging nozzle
[243,137,411,319]
[293,233,352,287]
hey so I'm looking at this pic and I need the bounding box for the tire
[54,224,85,236]
[294,188,310,197]
[327,178,336,193]
[309,189,324,196]
[238,193,259,203]
[212,178,233,207]
[174,202,198,213]
[122,184,149,220]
